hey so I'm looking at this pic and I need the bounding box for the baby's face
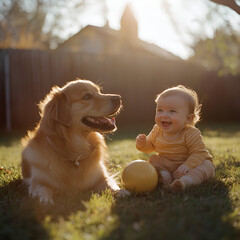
[155,94,191,137]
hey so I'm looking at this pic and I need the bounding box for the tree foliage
[0,0,102,49]
[0,0,49,49]
[161,0,240,76]
[209,0,240,15]
[189,30,240,76]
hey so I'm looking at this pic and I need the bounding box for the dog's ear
[55,93,72,127]
[39,88,72,132]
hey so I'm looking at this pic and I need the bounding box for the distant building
[58,5,180,61]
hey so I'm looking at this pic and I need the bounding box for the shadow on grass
[101,162,240,240]
[0,178,91,240]
[0,179,50,240]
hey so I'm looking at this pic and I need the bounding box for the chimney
[120,4,138,43]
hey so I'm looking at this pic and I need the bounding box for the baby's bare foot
[169,179,185,191]
[160,171,172,185]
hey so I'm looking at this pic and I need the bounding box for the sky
[60,0,240,59]
[107,0,195,59]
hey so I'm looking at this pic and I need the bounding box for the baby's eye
[157,109,163,112]
[170,110,176,113]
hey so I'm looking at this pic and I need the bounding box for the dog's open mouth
[82,116,117,131]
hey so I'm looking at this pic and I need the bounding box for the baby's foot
[160,171,172,188]
[169,179,185,191]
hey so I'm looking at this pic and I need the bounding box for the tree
[0,0,106,49]
[189,30,240,76]
[160,0,240,75]
[209,0,240,15]
[189,1,240,75]
[0,0,47,49]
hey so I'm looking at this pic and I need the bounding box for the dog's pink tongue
[95,117,116,125]
[94,117,108,124]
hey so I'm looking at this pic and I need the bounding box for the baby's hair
[155,85,202,126]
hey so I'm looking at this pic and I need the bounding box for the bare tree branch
[210,0,240,15]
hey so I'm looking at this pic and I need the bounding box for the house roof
[58,24,180,61]
[58,25,119,48]
[136,40,180,60]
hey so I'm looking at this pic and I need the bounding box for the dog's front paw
[38,193,54,205]
[116,189,131,197]
[29,184,54,205]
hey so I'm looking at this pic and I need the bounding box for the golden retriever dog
[21,79,128,204]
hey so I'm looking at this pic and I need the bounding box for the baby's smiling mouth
[162,121,172,128]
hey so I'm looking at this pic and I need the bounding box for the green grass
[0,124,240,240]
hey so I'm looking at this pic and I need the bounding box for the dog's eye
[82,93,92,100]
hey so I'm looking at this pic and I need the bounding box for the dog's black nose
[111,95,122,107]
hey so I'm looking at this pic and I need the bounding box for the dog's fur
[21,79,126,204]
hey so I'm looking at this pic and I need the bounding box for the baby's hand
[173,164,190,179]
[136,134,147,148]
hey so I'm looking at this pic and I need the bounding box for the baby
[136,85,215,191]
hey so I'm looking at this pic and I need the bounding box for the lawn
[0,124,240,240]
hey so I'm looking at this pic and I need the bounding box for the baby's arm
[136,134,154,153]
[173,164,190,179]
[173,128,212,179]
[184,127,212,169]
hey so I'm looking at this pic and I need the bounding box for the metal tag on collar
[75,159,80,167]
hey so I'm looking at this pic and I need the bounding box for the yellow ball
[121,160,158,193]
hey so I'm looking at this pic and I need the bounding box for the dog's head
[39,79,122,133]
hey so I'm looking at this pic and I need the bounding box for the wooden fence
[0,49,240,132]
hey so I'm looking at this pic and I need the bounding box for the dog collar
[75,158,80,168]
[46,136,80,168]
